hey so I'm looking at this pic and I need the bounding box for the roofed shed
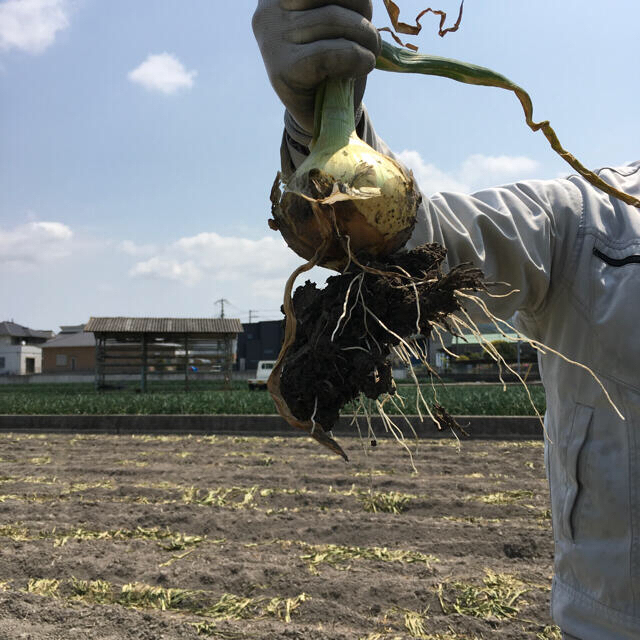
[85,317,243,391]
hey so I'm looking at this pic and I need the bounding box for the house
[0,321,54,375]
[41,324,96,373]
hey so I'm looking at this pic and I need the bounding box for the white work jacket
[282,110,640,639]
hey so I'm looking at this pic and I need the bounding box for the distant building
[85,317,243,391]
[42,324,96,373]
[432,320,539,380]
[0,321,54,375]
[236,320,284,371]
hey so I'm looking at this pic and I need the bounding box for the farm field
[0,432,558,639]
[0,382,546,416]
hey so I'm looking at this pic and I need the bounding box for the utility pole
[214,298,230,318]
[248,310,259,324]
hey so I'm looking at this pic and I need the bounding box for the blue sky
[1,0,638,330]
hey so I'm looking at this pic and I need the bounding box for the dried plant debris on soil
[0,434,556,640]
[280,243,484,431]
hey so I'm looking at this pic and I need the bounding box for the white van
[247,360,276,390]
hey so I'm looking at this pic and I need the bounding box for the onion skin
[271,79,420,270]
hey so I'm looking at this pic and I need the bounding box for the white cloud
[396,150,540,196]
[129,257,202,286]
[129,231,301,303]
[0,221,73,264]
[396,150,468,195]
[0,0,70,54]
[458,154,540,189]
[173,232,296,279]
[128,53,196,95]
[117,240,156,257]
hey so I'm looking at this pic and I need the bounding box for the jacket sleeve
[281,107,584,322]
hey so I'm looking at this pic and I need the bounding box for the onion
[270,78,420,270]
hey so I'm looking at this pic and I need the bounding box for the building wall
[42,346,95,373]
[21,347,42,374]
[236,320,284,371]
[0,348,20,374]
[0,345,42,375]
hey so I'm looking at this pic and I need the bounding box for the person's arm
[414,181,582,321]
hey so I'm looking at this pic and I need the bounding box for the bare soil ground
[0,431,558,640]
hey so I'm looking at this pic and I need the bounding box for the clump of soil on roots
[275,243,485,451]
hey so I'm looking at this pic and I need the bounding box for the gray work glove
[252,0,381,138]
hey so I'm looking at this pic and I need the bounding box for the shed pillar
[184,334,190,392]
[223,334,233,390]
[94,335,105,390]
[141,334,148,393]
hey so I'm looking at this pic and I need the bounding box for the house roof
[0,321,53,340]
[43,331,96,348]
[59,324,87,334]
[85,317,243,334]
[451,332,519,345]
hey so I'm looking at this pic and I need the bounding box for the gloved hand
[252,0,381,135]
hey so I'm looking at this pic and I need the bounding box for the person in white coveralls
[253,3,640,638]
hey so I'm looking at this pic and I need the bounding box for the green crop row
[0,390,276,415]
[393,384,545,416]
[0,380,247,394]
[0,383,545,416]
